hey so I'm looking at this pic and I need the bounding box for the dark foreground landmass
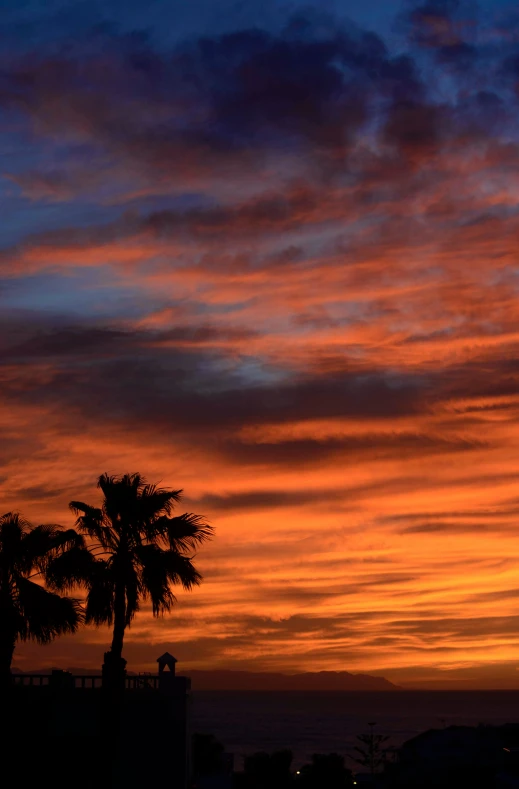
[7,673,519,787]
[195,723,519,788]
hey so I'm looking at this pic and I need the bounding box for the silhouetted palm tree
[48,473,212,681]
[0,512,84,686]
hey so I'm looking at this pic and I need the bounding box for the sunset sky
[4,0,519,688]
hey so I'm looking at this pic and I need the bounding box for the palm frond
[23,525,85,575]
[137,544,202,613]
[69,501,115,549]
[16,577,83,644]
[84,561,116,627]
[45,545,98,591]
[69,501,100,518]
[98,472,143,504]
[161,550,203,590]
[0,512,31,531]
[98,473,143,529]
[140,485,183,519]
[153,512,213,552]
[0,512,27,557]
[135,544,177,615]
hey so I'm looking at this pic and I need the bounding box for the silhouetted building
[386,724,519,789]
[158,651,178,674]
[9,653,192,789]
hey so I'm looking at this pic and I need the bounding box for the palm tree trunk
[0,633,15,689]
[102,580,128,786]
[110,582,126,661]
[102,580,127,690]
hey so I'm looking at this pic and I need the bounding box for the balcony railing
[12,673,162,690]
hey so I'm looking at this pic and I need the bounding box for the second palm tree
[49,472,212,686]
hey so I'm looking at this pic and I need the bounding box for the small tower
[154,651,192,788]
[157,651,177,677]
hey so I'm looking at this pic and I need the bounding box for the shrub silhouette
[296,753,354,788]
[239,750,293,788]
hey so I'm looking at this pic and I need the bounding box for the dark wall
[4,682,191,789]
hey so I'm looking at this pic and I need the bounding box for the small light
[296,771,300,775]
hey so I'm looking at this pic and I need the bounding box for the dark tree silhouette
[48,473,212,684]
[353,722,390,775]
[192,732,227,778]
[297,753,354,788]
[242,750,293,789]
[0,512,83,687]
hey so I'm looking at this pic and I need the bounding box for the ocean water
[191,690,519,769]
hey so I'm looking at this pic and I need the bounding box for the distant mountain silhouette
[184,670,399,691]
[12,666,399,689]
